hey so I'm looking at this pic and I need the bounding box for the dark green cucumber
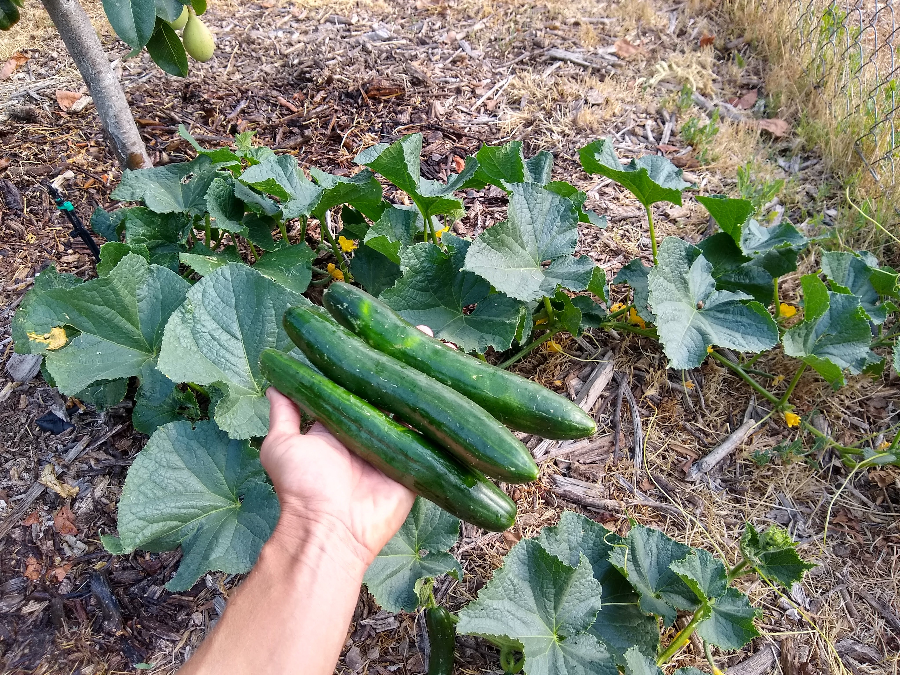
[425,606,456,675]
[283,305,539,484]
[323,282,596,440]
[259,349,516,531]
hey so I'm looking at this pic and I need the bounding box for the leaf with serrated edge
[538,512,659,663]
[308,167,384,219]
[822,251,888,324]
[179,247,243,277]
[740,523,815,589]
[696,233,774,305]
[133,363,200,435]
[363,498,462,613]
[739,219,807,256]
[669,549,728,602]
[112,156,218,215]
[463,183,590,301]
[34,255,190,394]
[12,266,83,355]
[177,125,242,167]
[157,264,309,439]
[97,241,150,277]
[457,539,615,675]
[252,244,316,294]
[695,587,760,650]
[622,647,663,675]
[118,207,193,270]
[782,274,873,388]
[695,195,754,242]
[382,235,524,353]
[362,206,424,263]
[614,259,654,322]
[240,154,319,207]
[205,176,247,233]
[115,420,279,591]
[609,524,700,627]
[579,139,690,207]
[552,290,583,337]
[350,245,402,298]
[649,238,778,369]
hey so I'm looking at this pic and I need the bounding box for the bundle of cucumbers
[259,283,596,532]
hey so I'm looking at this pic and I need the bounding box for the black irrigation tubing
[45,182,101,262]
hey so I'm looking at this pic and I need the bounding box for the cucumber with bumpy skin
[323,282,597,440]
[283,305,539,484]
[259,349,517,532]
[425,606,456,675]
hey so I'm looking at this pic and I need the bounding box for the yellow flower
[326,263,345,281]
[610,302,626,313]
[435,226,450,239]
[772,374,786,386]
[706,345,714,354]
[27,327,67,350]
[535,318,548,325]
[338,236,358,253]
[784,411,801,428]
[544,340,564,353]
[779,303,797,318]
[878,440,891,450]
[684,380,694,389]
[628,307,646,329]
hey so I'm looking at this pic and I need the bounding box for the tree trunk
[40,0,152,170]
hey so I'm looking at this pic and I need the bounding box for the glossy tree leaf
[157,263,309,438]
[822,251,889,324]
[608,524,700,626]
[119,207,192,270]
[112,156,218,215]
[579,139,690,207]
[458,538,615,675]
[113,420,279,591]
[350,245,402,297]
[463,183,593,301]
[695,195,754,242]
[614,259,654,322]
[538,512,659,663]
[382,235,524,353]
[782,274,873,388]
[102,0,157,48]
[145,19,188,77]
[133,362,200,435]
[362,205,424,263]
[154,0,184,22]
[252,243,316,294]
[11,266,83,355]
[648,238,779,369]
[739,523,815,589]
[363,498,462,613]
[26,255,189,395]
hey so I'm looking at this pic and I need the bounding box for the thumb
[265,387,302,440]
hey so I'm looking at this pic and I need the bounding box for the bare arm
[178,388,415,675]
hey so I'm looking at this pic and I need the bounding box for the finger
[265,387,302,439]
[415,324,434,337]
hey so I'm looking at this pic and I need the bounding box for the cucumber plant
[11,128,898,597]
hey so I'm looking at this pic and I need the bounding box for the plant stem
[500,330,559,369]
[657,608,707,665]
[205,215,213,248]
[645,204,658,264]
[773,277,781,318]
[742,352,764,368]
[603,321,658,339]
[709,350,780,406]
[726,559,750,583]
[543,296,556,322]
[247,240,259,263]
[607,304,631,321]
[317,214,344,264]
[778,363,807,407]
[299,216,308,242]
[278,219,290,244]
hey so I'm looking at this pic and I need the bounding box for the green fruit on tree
[167,6,189,30]
[182,9,214,62]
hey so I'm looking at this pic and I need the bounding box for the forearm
[178,514,369,675]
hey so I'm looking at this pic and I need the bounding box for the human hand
[260,388,415,571]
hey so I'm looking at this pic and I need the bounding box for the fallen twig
[686,415,760,480]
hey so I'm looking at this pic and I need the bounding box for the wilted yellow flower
[784,411,801,428]
[28,327,67,350]
[772,374,786,386]
[338,236,358,252]
[610,302,626,313]
[684,380,695,389]
[878,440,891,450]
[628,307,646,329]
[327,263,345,281]
[779,303,797,318]
[544,340,564,353]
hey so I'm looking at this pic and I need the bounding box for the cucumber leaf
[32,254,189,395]
[740,219,807,256]
[363,498,462,613]
[97,241,150,277]
[465,140,553,188]
[145,19,188,77]
[350,245,402,297]
[157,263,310,439]
[362,205,424,263]
[307,167,385,220]
[538,512,659,663]
[112,155,218,215]
[463,183,594,301]
[75,378,129,409]
[240,154,321,215]
[179,246,243,277]
[696,232,774,305]
[822,251,889,324]
[695,195,754,242]
[740,523,815,589]
[178,125,243,167]
[90,206,120,241]
[579,139,690,207]
[133,363,200,435]
[894,339,900,375]
[694,587,760,650]
[551,290,584,337]
[381,235,524,353]
[545,181,608,227]
[608,524,700,626]
[119,207,193,270]
[205,176,247,233]
[648,238,779,370]
[458,538,615,675]
[623,647,663,675]
[251,243,316,294]
[11,266,83,355]
[614,259,654,322]
[113,420,279,591]
[781,274,873,388]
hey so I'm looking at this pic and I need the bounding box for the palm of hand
[261,389,415,563]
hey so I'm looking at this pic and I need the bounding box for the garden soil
[0,1,898,673]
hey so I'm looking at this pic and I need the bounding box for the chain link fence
[795,1,899,197]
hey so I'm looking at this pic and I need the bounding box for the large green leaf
[538,512,659,663]
[463,183,594,301]
[97,241,150,277]
[381,235,525,353]
[112,156,218,215]
[307,167,385,220]
[362,206,424,263]
[458,539,615,675]
[157,263,309,438]
[75,379,129,409]
[119,207,192,270]
[608,525,700,627]
[782,274,873,388]
[102,0,157,48]
[145,19,188,77]
[179,246,243,277]
[111,420,279,591]
[822,251,889,324]
[12,266,83,355]
[696,232,774,305]
[648,238,779,369]
[695,195,754,242]
[363,498,462,613]
[740,219,807,257]
[355,134,476,220]
[239,154,321,218]
[739,523,815,590]
[133,363,200,435]
[178,125,243,167]
[545,181,608,227]
[252,244,316,294]
[694,587,760,650]
[465,140,553,189]
[579,139,690,207]
[350,245,402,297]
[614,259,654,322]
[26,255,189,394]
[205,176,247,233]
